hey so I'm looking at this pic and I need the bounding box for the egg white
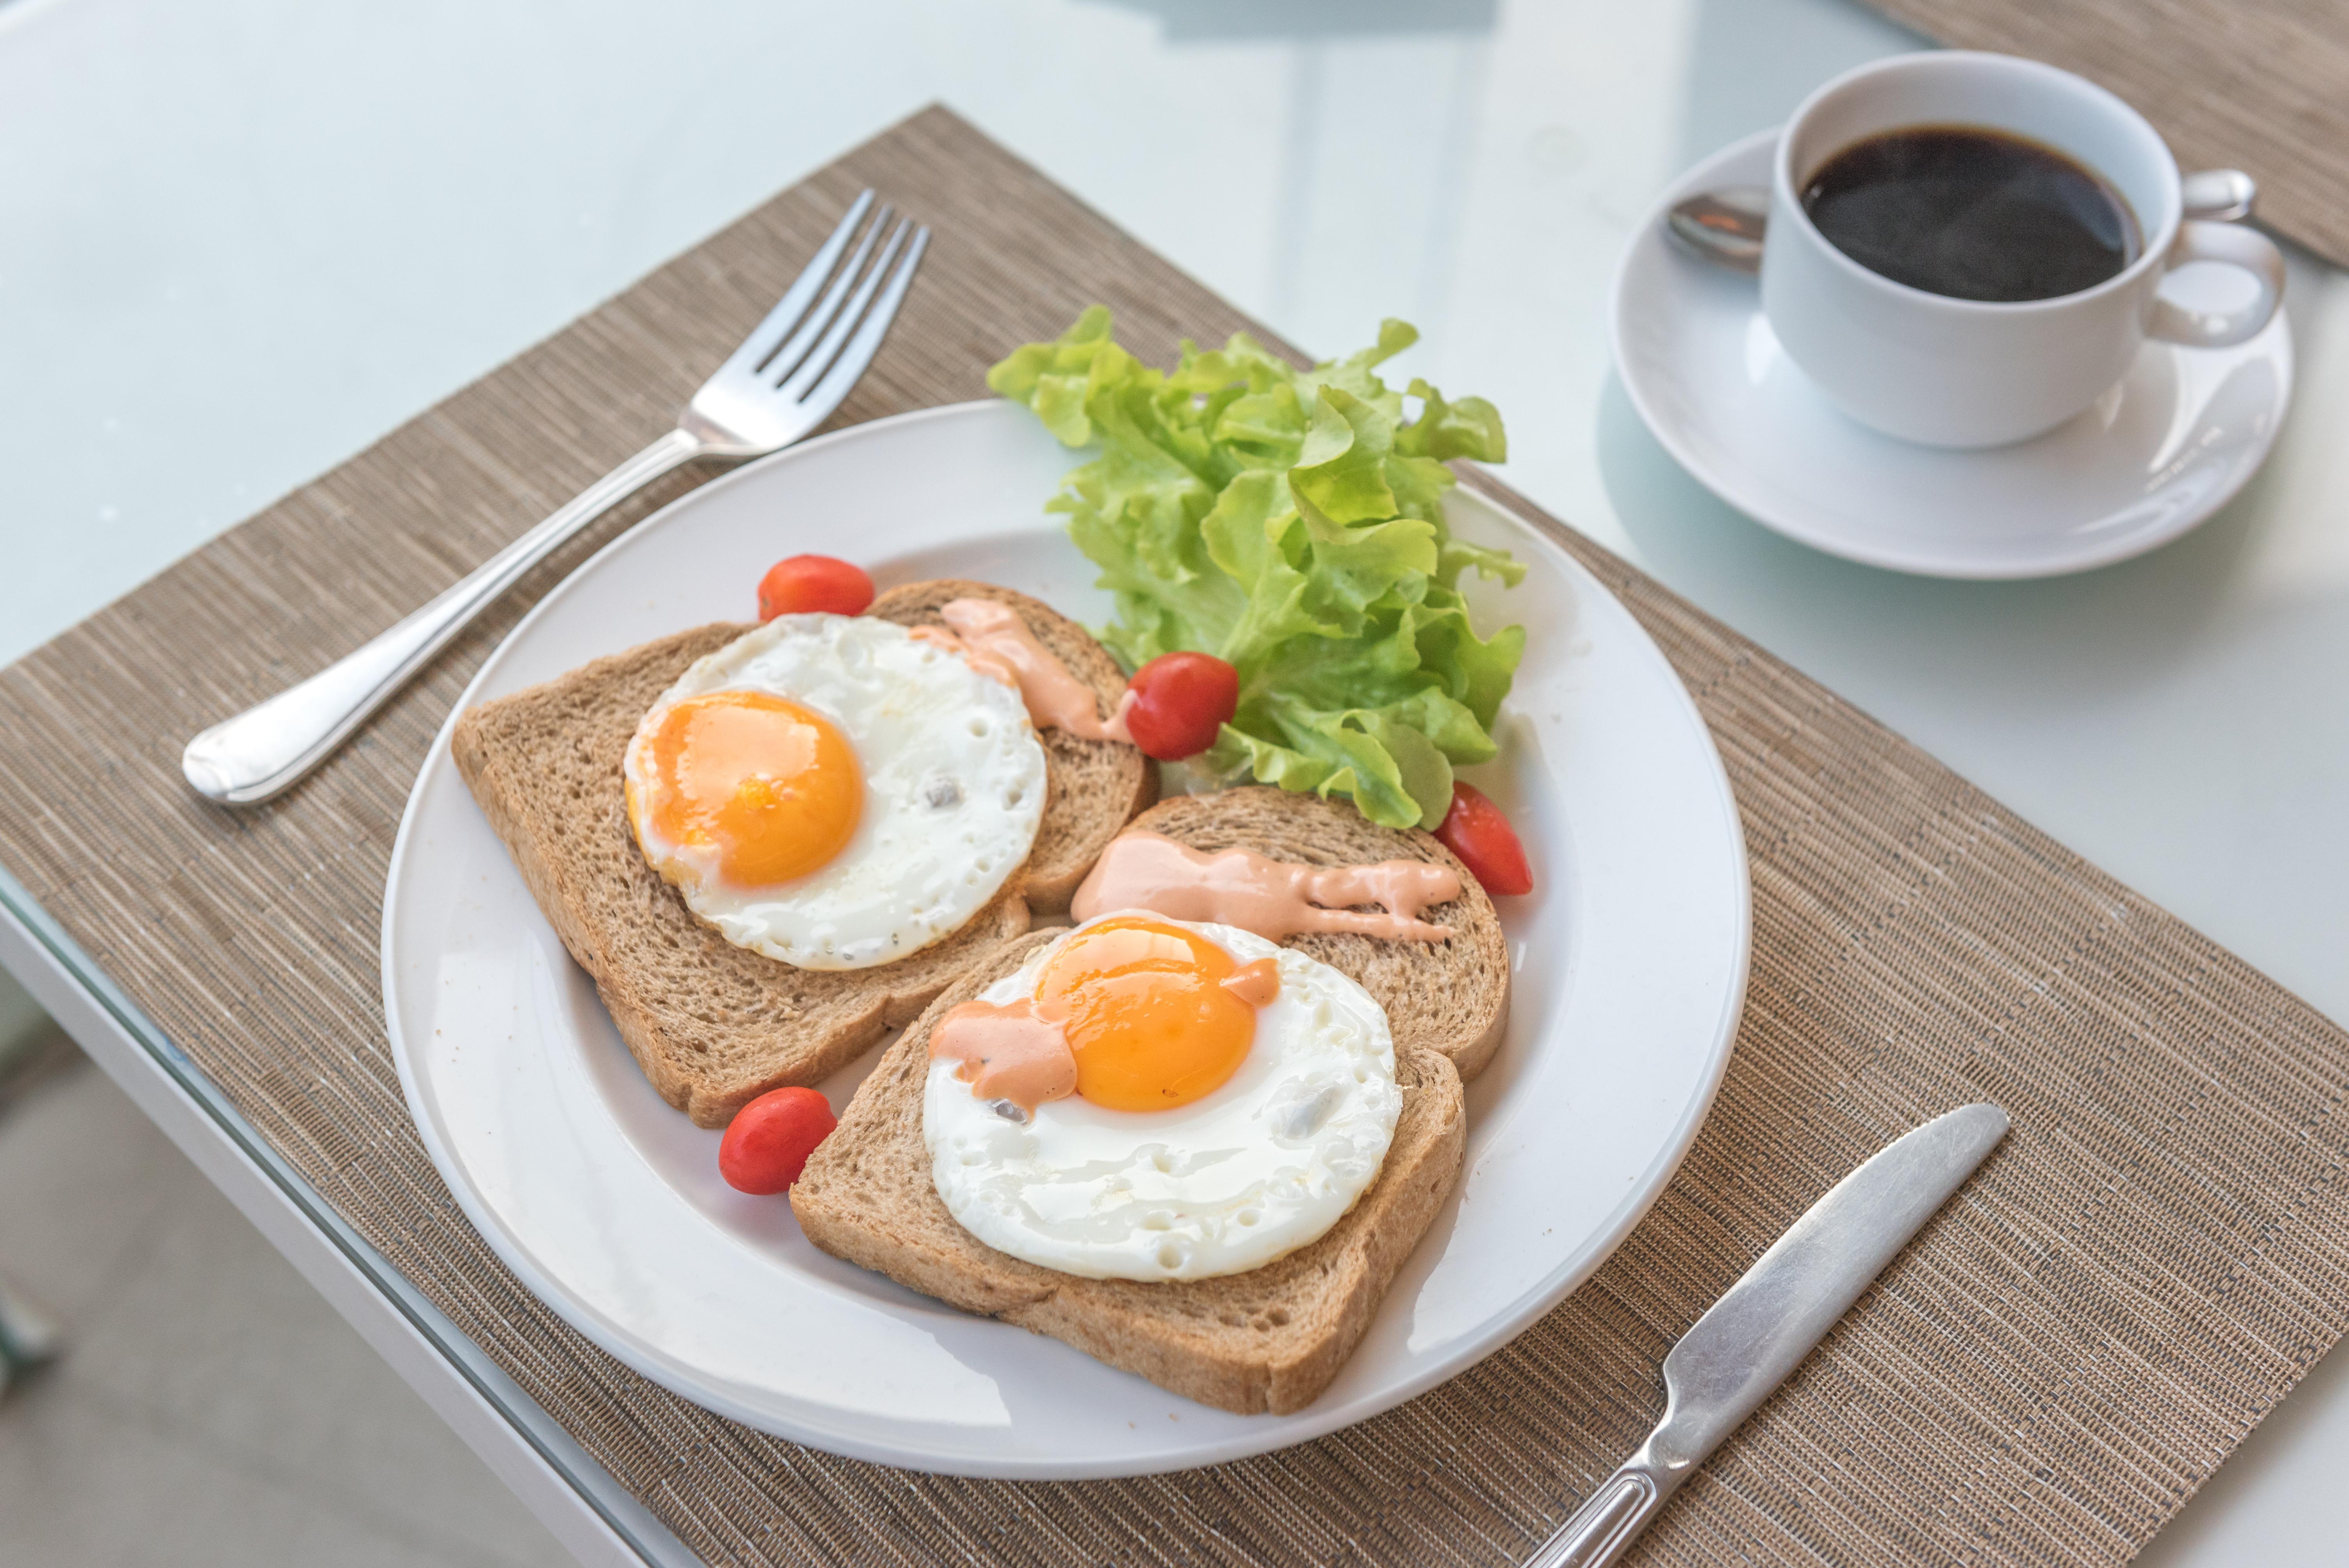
[625,614,1047,970]
[923,915,1402,1282]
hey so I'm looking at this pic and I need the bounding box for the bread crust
[451,586,1148,1128]
[791,930,1468,1414]
[1120,787,1513,1082]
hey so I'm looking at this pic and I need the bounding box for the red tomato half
[757,555,874,620]
[1121,651,1239,761]
[718,1086,838,1194]
[1435,782,1534,896]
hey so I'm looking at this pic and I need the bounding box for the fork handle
[182,428,708,805]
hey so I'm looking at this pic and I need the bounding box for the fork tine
[793,225,930,424]
[716,190,875,380]
[754,203,893,383]
[781,217,911,399]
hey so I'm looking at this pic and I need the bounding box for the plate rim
[1607,126,2296,581]
[381,398,1752,1477]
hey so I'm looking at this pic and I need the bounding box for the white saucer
[1609,129,2295,579]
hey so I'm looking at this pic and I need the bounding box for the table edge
[0,865,699,1568]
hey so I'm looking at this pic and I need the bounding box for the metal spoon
[1667,169,2260,274]
[1666,188,1769,272]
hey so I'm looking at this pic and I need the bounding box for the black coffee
[1801,126,2139,302]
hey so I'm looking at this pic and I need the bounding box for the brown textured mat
[1858,0,2349,268]
[4,106,2347,1567]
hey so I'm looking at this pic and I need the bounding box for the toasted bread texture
[867,579,1155,911]
[791,930,1467,1414]
[451,587,1146,1129]
[1120,786,1513,1082]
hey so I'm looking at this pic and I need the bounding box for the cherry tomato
[1121,651,1239,760]
[757,555,873,620]
[1434,782,1533,896]
[718,1086,838,1194]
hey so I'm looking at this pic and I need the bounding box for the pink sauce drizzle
[930,950,1284,1114]
[909,624,1015,687]
[1072,831,1461,943]
[929,998,1077,1114]
[914,599,1135,743]
[1221,956,1282,1007]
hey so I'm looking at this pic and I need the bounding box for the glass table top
[3,0,2345,1561]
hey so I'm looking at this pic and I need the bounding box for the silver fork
[181,191,929,806]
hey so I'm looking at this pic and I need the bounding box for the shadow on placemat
[0,107,2344,1568]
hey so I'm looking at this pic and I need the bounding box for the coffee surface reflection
[1801,126,2139,303]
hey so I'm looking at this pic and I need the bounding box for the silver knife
[1525,1101,2009,1568]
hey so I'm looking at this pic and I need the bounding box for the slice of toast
[866,579,1156,911]
[1119,786,1513,1082]
[451,586,1148,1128]
[791,930,1468,1414]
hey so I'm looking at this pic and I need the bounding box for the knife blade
[1524,1101,2009,1568]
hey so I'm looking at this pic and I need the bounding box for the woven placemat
[5,107,2347,1567]
[1857,0,2349,268]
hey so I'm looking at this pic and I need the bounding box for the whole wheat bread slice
[867,578,1156,911]
[451,585,1148,1128]
[791,929,1467,1414]
[1119,786,1513,1082]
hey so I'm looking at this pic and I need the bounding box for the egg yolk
[1034,916,1255,1112]
[636,691,861,887]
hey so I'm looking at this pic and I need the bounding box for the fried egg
[624,614,1047,970]
[924,914,1401,1281]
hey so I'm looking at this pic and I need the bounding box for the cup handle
[2149,219,2285,348]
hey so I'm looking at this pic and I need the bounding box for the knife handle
[1524,1452,1678,1568]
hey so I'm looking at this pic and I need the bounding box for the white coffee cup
[1760,51,2286,449]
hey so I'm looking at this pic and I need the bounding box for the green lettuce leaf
[988,310,1523,829]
